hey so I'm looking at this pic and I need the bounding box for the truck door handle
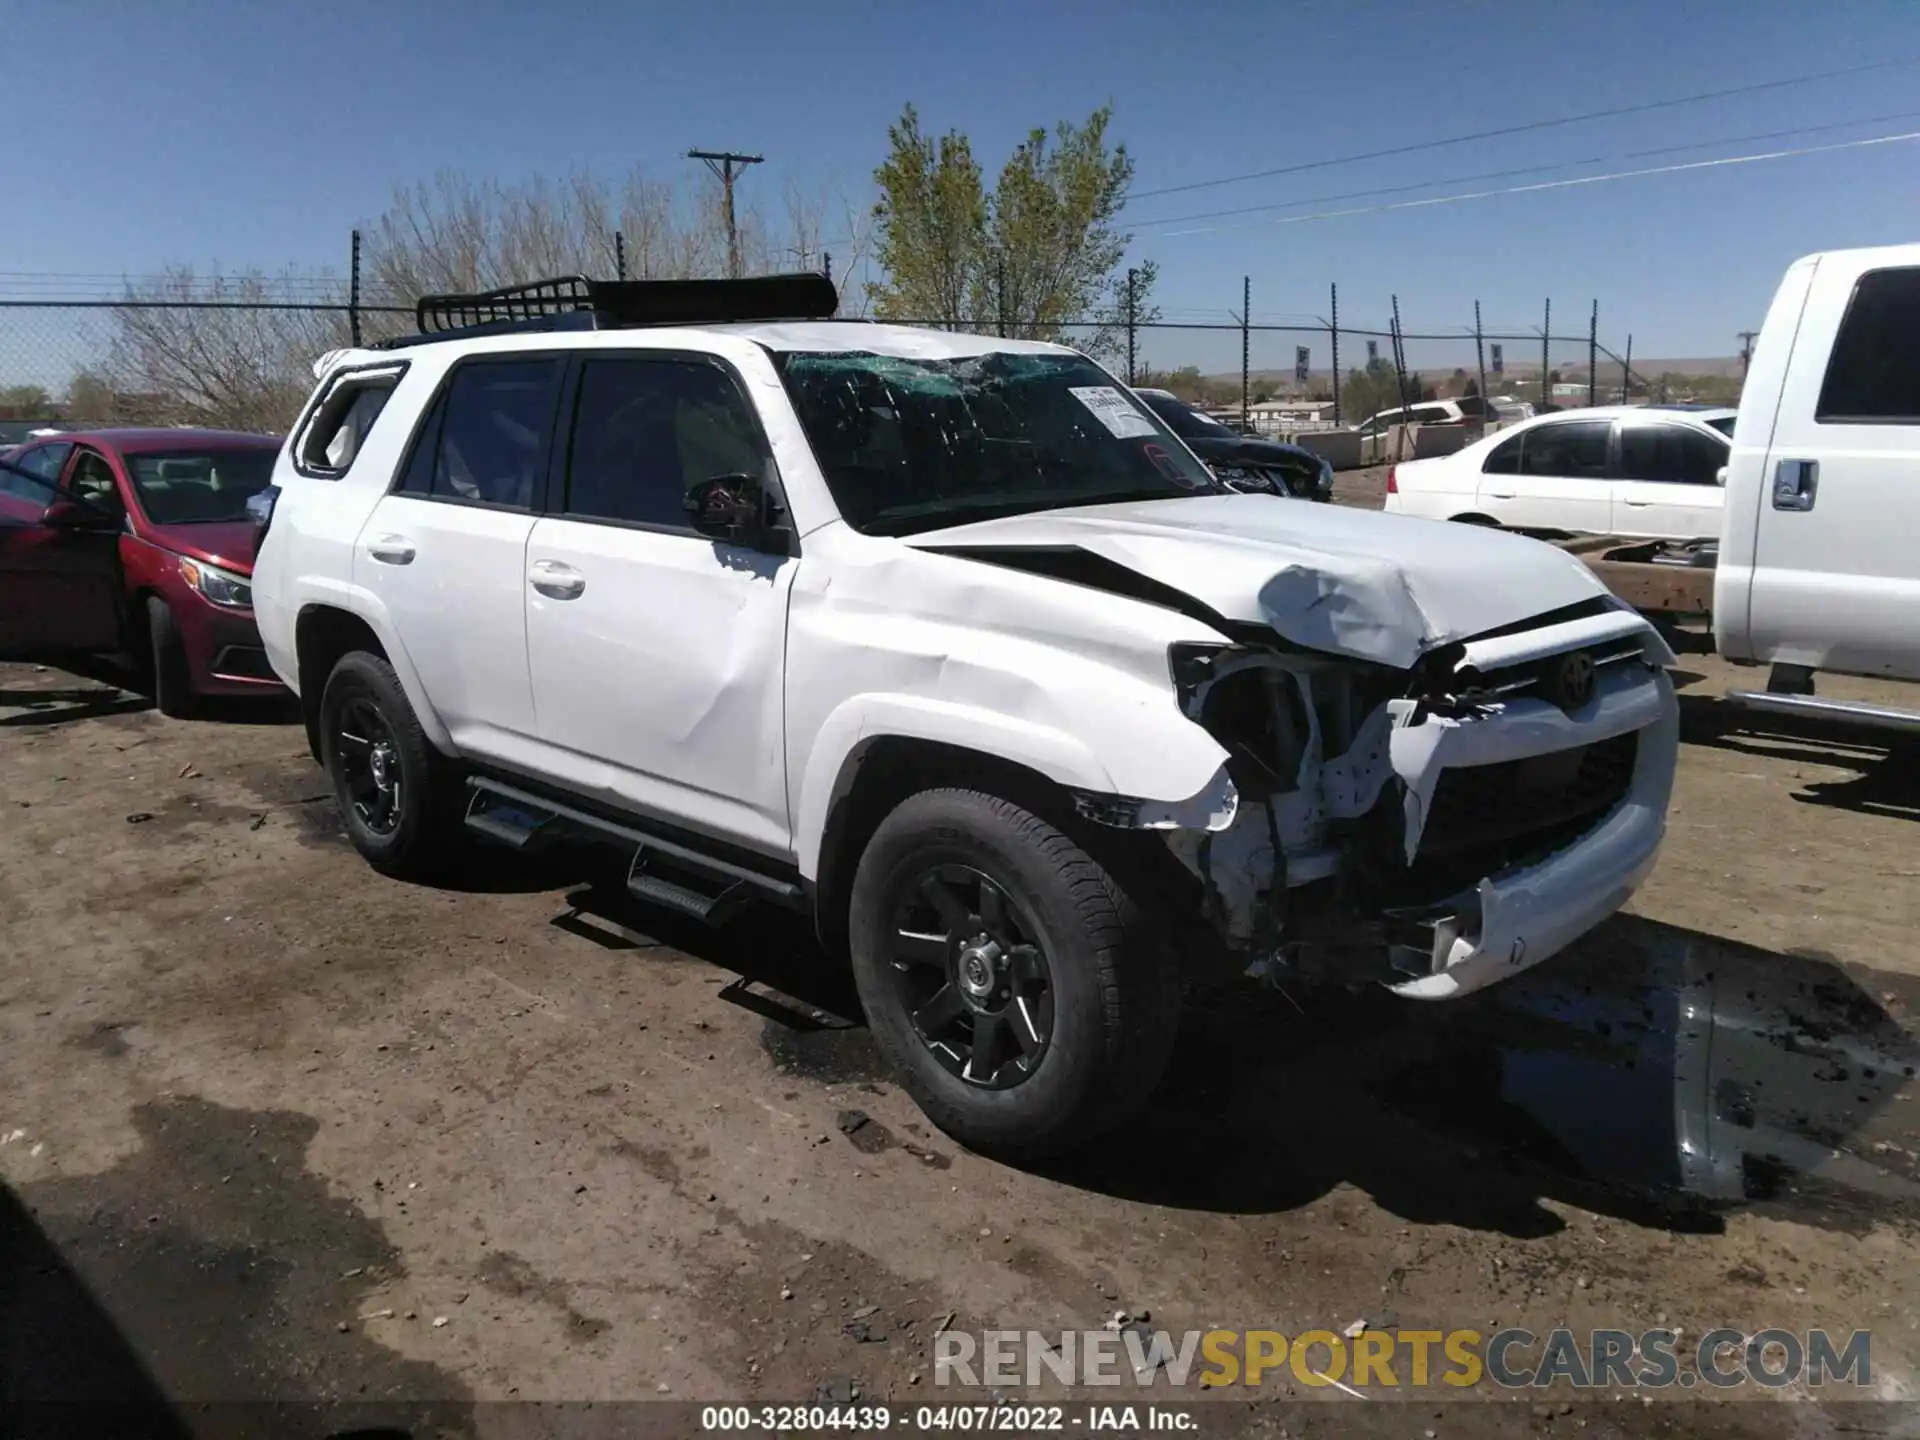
[528,559,585,600]
[367,535,416,565]
[1773,459,1818,511]
[1486,491,1515,499]
[1622,500,1651,508]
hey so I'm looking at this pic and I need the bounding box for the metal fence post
[997,253,1008,338]
[1329,282,1341,426]
[615,230,628,281]
[1390,294,1411,463]
[348,229,363,347]
[1240,275,1250,428]
[1623,334,1633,403]
[1588,300,1599,407]
[1473,300,1487,418]
[1540,298,1551,411]
[1125,267,1137,385]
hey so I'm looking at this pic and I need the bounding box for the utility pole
[1737,329,1759,375]
[1540,298,1552,411]
[687,149,764,279]
[1329,282,1341,425]
[1587,300,1599,408]
[1240,275,1251,429]
[1124,268,1138,385]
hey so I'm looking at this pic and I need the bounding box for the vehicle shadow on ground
[0,657,298,729]
[1031,914,1920,1240]
[1681,694,1920,822]
[0,1098,473,1439]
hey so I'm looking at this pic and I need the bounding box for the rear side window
[561,356,768,530]
[1817,266,1920,423]
[424,358,565,510]
[1617,424,1726,485]
[1519,420,1611,478]
[296,368,404,476]
[1483,431,1524,474]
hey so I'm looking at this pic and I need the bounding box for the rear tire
[146,597,195,719]
[318,651,462,878]
[847,788,1180,1159]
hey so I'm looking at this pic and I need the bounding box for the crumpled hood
[904,493,1613,669]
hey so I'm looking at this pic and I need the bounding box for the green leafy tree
[868,106,987,327]
[868,103,1153,353]
[0,383,53,418]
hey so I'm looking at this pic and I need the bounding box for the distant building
[1247,398,1338,435]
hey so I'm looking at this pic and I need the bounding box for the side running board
[462,776,804,921]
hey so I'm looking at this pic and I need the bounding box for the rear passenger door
[1478,419,1613,532]
[1612,419,1727,540]
[356,356,563,758]
[522,352,797,857]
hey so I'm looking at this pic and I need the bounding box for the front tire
[146,597,195,719]
[318,651,460,877]
[847,788,1180,1159]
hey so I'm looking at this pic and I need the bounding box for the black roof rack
[375,271,842,350]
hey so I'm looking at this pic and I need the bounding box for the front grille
[1463,638,1645,706]
[1418,730,1639,870]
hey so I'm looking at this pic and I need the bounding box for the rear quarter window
[1816,266,1920,424]
[293,364,408,477]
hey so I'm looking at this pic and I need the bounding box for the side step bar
[463,776,805,920]
[1722,690,1920,736]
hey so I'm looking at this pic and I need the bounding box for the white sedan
[1384,406,1734,540]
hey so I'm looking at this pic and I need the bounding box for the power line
[1124,54,1920,203]
[1130,107,1920,230]
[1154,128,1920,238]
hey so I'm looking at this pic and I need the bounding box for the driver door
[0,445,126,655]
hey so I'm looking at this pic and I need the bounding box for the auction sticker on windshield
[1069,386,1158,439]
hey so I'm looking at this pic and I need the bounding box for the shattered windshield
[773,350,1221,535]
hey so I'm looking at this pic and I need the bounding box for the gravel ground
[3,513,1918,1437]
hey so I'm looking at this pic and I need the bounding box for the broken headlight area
[1153,631,1660,992]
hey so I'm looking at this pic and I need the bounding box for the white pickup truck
[249,272,1681,1157]
[1713,244,1920,727]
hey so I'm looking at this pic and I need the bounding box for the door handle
[367,535,416,565]
[1486,491,1515,500]
[1773,459,1818,511]
[1622,500,1652,508]
[528,560,585,600]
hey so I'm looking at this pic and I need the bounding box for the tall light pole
[688,150,764,279]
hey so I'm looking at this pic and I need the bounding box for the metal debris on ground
[125,813,154,824]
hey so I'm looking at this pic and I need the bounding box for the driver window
[564,356,770,531]
[66,450,123,511]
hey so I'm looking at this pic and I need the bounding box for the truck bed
[1550,534,1717,617]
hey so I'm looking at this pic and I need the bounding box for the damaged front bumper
[1380,664,1678,998]
[1078,643,1680,1003]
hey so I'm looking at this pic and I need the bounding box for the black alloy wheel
[887,863,1054,1089]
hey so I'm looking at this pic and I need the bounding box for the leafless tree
[98,166,872,432]
[107,268,350,433]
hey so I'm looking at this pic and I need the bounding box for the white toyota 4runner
[251,273,1680,1157]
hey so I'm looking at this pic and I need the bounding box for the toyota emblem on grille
[1542,650,1597,711]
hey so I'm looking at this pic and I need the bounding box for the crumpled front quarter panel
[785,526,1234,879]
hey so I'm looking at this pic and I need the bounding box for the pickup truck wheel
[848,788,1180,1159]
[318,651,459,876]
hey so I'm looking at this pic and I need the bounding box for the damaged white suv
[250,273,1679,1157]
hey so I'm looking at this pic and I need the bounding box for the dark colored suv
[1135,389,1334,501]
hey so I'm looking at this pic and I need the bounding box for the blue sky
[4,0,1918,373]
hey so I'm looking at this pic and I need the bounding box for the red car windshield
[127,450,277,525]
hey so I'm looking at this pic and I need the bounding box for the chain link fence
[0,279,1682,447]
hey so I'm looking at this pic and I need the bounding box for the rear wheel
[318,651,461,877]
[847,788,1180,1159]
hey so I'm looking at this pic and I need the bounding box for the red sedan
[0,428,287,715]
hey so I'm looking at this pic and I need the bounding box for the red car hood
[141,520,257,572]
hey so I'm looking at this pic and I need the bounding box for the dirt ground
[4,502,1920,1437]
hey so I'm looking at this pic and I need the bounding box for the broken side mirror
[685,473,784,551]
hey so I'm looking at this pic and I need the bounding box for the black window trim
[385,351,570,515]
[546,348,794,547]
[291,359,411,480]
[1815,265,1920,427]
